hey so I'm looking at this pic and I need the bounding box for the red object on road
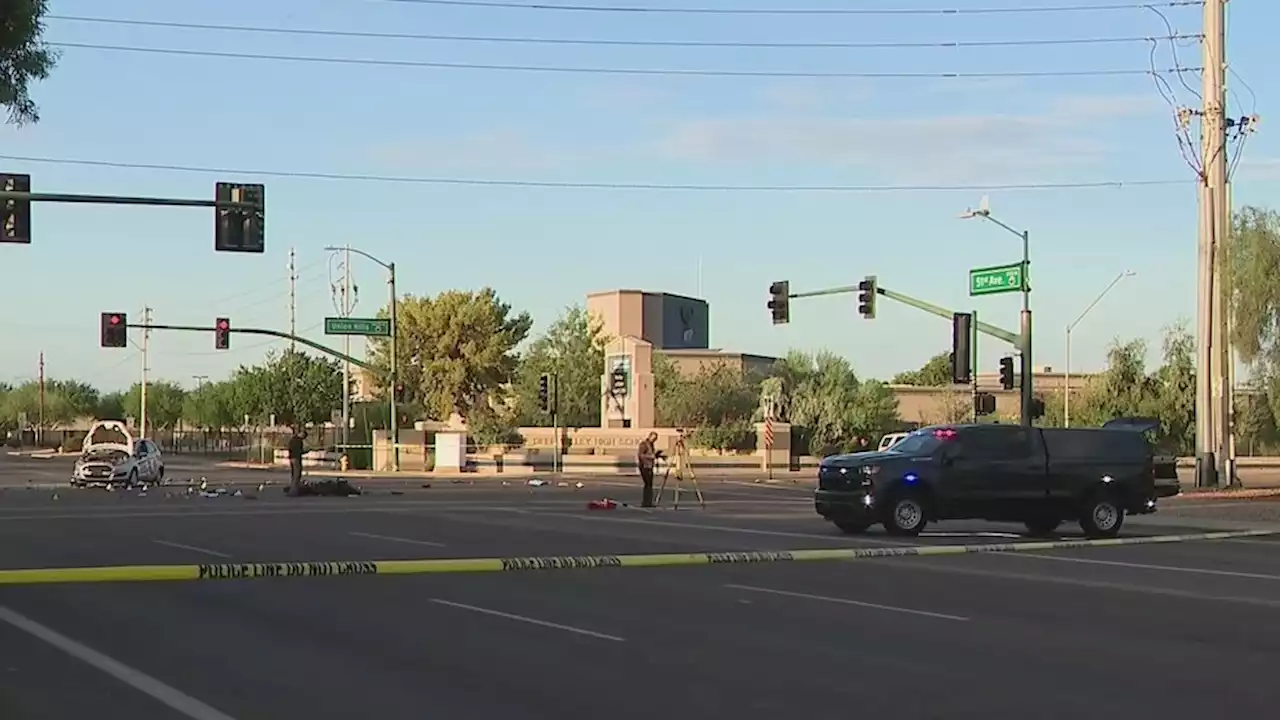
[587,498,618,510]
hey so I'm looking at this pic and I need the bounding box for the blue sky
[1,0,1276,392]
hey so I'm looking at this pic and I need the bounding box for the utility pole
[37,352,44,447]
[1195,0,1229,488]
[332,246,357,450]
[140,306,152,438]
[288,246,297,351]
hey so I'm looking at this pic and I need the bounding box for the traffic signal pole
[129,322,378,372]
[782,282,1021,345]
[1019,229,1034,427]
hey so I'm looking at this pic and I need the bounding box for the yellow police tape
[0,528,1272,586]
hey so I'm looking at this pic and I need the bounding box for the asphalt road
[2,458,1280,719]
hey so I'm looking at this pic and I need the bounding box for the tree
[891,352,953,386]
[96,391,126,420]
[653,357,759,450]
[1229,206,1280,371]
[183,381,240,430]
[232,349,343,430]
[1047,325,1196,454]
[768,350,900,456]
[512,305,608,427]
[2,1,58,125]
[367,289,532,421]
[121,381,187,430]
[46,380,100,420]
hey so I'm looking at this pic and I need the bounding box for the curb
[1169,488,1280,501]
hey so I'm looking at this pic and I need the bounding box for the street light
[960,197,1034,425]
[323,245,400,472]
[1064,270,1136,427]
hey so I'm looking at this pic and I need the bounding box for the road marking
[863,557,1280,609]
[725,584,968,621]
[348,531,446,548]
[1007,552,1280,581]
[430,599,625,641]
[0,605,239,720]
[151,540,232,559]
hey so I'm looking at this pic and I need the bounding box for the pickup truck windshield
[888,431,944,455]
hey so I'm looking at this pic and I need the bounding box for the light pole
[323,246,399,472]
[1065,270,1136,427]
[960,199,1033,425]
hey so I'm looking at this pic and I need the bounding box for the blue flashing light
[903,472,919,484]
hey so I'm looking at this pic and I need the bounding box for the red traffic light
[217,319,228,329]
[109,315,121,325]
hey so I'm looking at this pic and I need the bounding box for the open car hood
[1101,416,1161,434]
[82,420,133,455]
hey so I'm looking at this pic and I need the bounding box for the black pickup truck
[814,419,1179,539]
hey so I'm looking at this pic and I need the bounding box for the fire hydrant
[339,453,350,472]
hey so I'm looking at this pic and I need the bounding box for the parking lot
[2,460,1279,719]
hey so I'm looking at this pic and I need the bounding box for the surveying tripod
[655,431,705,510]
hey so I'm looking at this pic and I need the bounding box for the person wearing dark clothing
[287,430,306,492]
[636,431,659,508]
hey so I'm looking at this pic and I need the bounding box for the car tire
[883,493,928,536]
[1023,517,1063,537]
[1079,493,1125,538]
[833,520,871,535]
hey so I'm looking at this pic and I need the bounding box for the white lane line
[348,531,446,548]
[151,540,232,559]
[430,599,625,641]
[726,584,969,621]
[0,605,240,720]
[1005,552,1280,581]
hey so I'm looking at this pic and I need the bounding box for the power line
[0,154,1190,193]
[49,42,1194,79]
[47,15,1197,50]
[370,0,1202,16]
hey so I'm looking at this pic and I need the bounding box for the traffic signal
[538,373,551,413]
[974,392,997,416]
[1,173,31,244]
[857,275,877,319]
[609,368,628,396]
[768,281,790,325]
[393,382,406,402]
[999,356,1015,390]
[100,312,127,348]
[214,317,231,350]
[951,312,972,384]
[1029,397,1045,421]
[214,182,266,253]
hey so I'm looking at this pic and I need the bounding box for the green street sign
[324,317,391,337]
[969,263,1026,296]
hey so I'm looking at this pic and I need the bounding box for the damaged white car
[71,421,165,487]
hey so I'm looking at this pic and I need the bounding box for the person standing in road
[287,428,306,494]
[636,431,659,508]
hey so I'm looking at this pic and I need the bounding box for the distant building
[586,289,779,377]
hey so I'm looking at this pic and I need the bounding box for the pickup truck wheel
[833,520,871,535]
[883,495,928,536]
[1079,494,1125,538]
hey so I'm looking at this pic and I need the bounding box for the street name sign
[968,263,1026,296]
[324,317,391,337]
